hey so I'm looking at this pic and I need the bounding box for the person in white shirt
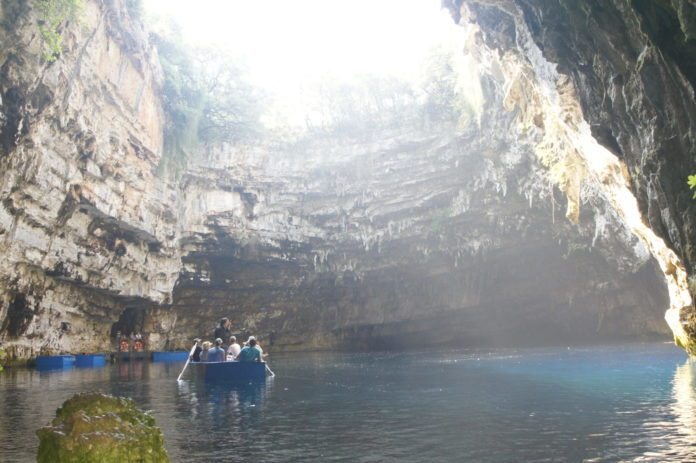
[226,336,241,361]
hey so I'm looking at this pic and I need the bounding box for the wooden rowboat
[186,361,267,382]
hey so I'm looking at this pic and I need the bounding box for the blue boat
[152,351,189,362]
[187,361,268,382]
[36,355,75,371]
[75,354,107,367]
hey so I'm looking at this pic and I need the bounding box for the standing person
[236,336,263,362]
[208,338,226,362]
[213,318,231,348]
[227,336,241,361]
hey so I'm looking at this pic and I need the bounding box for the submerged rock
[36,392,169,463]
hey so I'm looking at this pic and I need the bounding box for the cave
[1,293,32,338]
[110,306,147,339]
[0,0,693,359]
[2,1,696,461]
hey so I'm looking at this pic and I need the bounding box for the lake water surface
[1,343,695,462]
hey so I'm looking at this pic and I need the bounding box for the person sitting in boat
[191,338,202,362]
[226,336,241,361]
[255,336,270,361]
[207,338,226,362]
[199,341,212,362]
[214,318,231,349]
[236,336,263,362]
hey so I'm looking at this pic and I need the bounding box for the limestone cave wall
[446,0,696,351]
[167,110,669,351]
[0,0,179,361]
[1,0,689,361]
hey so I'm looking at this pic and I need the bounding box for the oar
[265,363,275,377]
[176,341,198,382]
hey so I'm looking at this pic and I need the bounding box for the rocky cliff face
[445,0,696,352]
[1,0,690,361]
[169,122,668,350]
[0,0,179,361]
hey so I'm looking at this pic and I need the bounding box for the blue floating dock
[36,355,75,371]
[152,351,189,362]
[75,354,107,367]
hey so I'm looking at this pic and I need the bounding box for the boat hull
[188,361,267,382]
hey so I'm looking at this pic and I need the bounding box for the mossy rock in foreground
[37,392,169,463]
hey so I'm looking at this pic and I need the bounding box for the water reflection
[177,379,273,416]
[172,380,274,458]
[669,359,696,458]
[115,359,145,380]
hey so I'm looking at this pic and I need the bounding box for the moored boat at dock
[75,354,107,367]
[35,355,75,371]
[113,351,148,362]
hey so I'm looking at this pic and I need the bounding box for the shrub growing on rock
[37,0,84,62]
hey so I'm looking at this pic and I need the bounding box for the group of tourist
[190,317,266,363]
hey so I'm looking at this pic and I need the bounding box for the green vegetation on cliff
[688,174,696,199]
[148,10,472,174]
[37,392,169,462]
[37,0,83,62]
[299,46,474,139]
[152,28,265,175]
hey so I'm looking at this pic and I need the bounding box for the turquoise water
[1,343,695,462]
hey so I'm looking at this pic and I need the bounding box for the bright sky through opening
[143,0,460,96]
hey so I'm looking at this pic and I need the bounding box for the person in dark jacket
[191,338,202,362]
[213,318,231,348]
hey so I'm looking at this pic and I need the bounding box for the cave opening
[110,306,147,339]
[139,0,685,351]
[0,0,691,359]
[3,0,696,460]
[1,293,33,337]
